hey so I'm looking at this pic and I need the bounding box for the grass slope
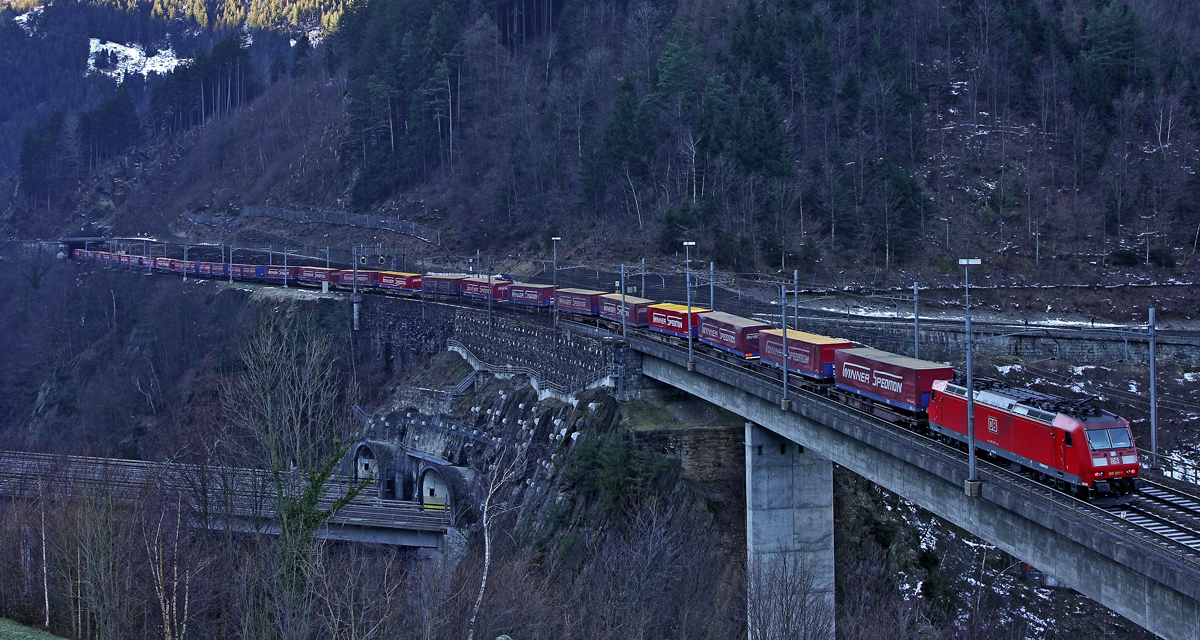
[0,619,68,640]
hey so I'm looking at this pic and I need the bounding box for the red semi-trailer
[509,283,556,307]
[461,277,511,301]
[260,266,299,281]
[229,264,256,278]
[648,303,711,338]
[760,330,854,379]
[699,312,771,358]
[378,271,422,291]
[298,267,340,283]
[928,380,1138,501]
[423,275,463,295]
[834,348,954,412]
[556,288,605,315]
[599,294,653,327]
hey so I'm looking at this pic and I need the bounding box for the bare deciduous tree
[466,445,528,640]
[221,311,364,638]
[747,554,834,640]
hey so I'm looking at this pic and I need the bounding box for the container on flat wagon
[760,330,853,379]
[118,254,131,266]
[298,267,339,282]
[599,294,653,326]
[834,347,954,412]
[648,303,712,338]
[508,283,555,307]
[255,265,298,280]
[378,271,422,291]
[699,312,772,358]
[198,261,214,275]
[461,277,511,301]
[556,288,605,315]
[423,275,464,295]
[227,264,252,278]
[338,269,377,287]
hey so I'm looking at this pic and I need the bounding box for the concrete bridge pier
[745,422,835,640]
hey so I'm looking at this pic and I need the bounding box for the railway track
[0,451,450,531]
[1118,481,1200,548]
[642,334,1200,560]
[1105,500,1200,553]
[71,253,1200,559]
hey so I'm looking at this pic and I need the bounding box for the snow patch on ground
[13,6,42,33]
[88,38,188,82]
[995,364,1023,375]
[1182,372,1200,383]
[1163,444,1200,484]
[1036,318,1127,329]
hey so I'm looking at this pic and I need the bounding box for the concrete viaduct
[363,290,1200,640]
[45,251,1200,639]
[612,331,1200,640]
[0,451,449,548]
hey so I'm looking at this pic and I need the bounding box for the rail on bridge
[0,451,450,548]
[625,332,1200,640]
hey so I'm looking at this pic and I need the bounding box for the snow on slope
[13,6,43,33]
[87,38,188,82]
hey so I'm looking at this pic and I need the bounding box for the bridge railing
[1139,448,1200,485]
[632,334,1200,571]
[448,370,478,395]
[242,206,442,245]
[0,451,449,530]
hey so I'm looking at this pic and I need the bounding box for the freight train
[72,248,1140,504]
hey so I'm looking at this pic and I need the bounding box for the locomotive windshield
[1086,428,1134,450]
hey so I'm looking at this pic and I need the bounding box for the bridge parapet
[632,335,1200,640]
[0,451,449,547]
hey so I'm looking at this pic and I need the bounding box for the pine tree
[292,33,312,78]
[19,111,65,206]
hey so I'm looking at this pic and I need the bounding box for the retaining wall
[360,296,614,395]
[633,426,745,484]
[450,310,611,392]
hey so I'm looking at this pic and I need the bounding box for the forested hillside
[7,0,1200,278]
[0,0,328,186]
[329,0,1200,272]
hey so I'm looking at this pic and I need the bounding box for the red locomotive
[929,380,1138,503]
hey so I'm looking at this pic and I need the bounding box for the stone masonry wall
[452,309,611,391]
[359,295,457,377]
[633,426,745,485]
[358,296,614,392]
